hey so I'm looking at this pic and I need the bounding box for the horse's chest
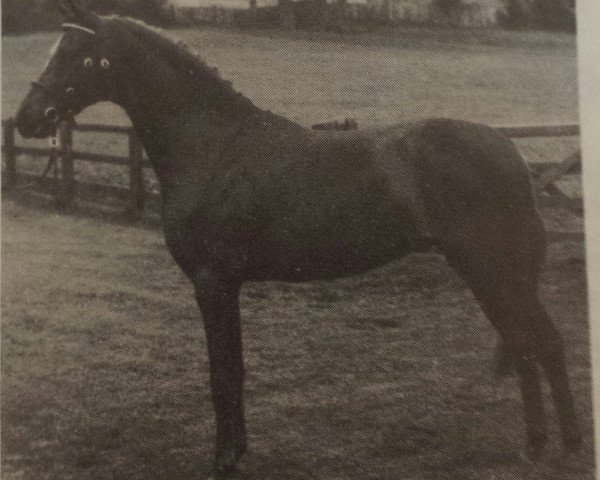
[161,182,258,278]
[163,220,251,279]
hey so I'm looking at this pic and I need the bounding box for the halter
[62,23,96,35]
[31,22,105,120]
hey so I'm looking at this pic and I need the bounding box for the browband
[62,23,96,35]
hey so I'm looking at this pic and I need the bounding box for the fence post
[128,128,145,220]
[57,120,75,210]
[3,119,17,189]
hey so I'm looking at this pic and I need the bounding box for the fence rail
[495,124,579,138]
[1,118,150,218]
[1,118,583,222]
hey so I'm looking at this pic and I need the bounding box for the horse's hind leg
[443,237,580,456]
[495,289,581,454]
[525,296,582,451]
[444,245,547,455]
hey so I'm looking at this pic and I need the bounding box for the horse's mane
[106,16,251,109]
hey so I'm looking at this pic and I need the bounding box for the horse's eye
[83,57,93,68]
[100,58,110,69]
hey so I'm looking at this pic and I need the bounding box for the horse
[15,1,581,477]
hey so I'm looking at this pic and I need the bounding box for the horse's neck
[112,49,303,217]
[115,52,255,177]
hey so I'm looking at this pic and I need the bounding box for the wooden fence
[2,119,147,217]
[1,118,582,221]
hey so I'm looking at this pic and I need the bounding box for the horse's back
[314,118,535,211]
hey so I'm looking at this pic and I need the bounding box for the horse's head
[16,0,115,138]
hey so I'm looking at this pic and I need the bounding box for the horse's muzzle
[16,88,59,139]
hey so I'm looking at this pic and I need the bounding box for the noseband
[30,78,77,124]
[62,23,96,35]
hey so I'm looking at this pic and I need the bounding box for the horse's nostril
[44,106,59,121]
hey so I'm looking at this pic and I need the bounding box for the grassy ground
[1,196,594,480]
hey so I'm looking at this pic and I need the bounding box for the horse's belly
[246,247,408,281]
[245,227,416,281]
[245,180,429,281]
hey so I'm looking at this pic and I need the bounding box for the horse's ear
[57,0,100,30]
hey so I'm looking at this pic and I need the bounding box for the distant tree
[499,0,530,29]
[292,0,327,29]
[88,0,118,12]
[248,0,258,26]
[499,0,575,32]
[2,0,61,34]
[434,0,462,17]
[531,0,575,31]
[2,0,33,33]
[118,0,172,26]
[87,0,174,26]
[2,0,173,34]
[278,0,295,29]
[376,0,390,22]
[329,0,349,30]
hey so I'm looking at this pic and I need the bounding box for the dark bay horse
[15,1,581,476]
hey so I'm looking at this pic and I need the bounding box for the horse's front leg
[194,267,247,478]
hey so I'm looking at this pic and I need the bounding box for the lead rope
[17,128,59,190]
[50,133,59,191]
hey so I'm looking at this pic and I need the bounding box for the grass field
[1,197,594,480]
[1,26,592,480]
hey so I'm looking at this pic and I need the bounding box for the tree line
[2,0,576,35]
[2,0,173,34]
[432,0,574,31]
[497,0,575,32]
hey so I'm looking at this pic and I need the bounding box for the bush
[99,0,175,27]
[2,0,62,34]
[1,0,174,35]
[531,0,575,32]
[499,0,575,32]
[498,0,530,29]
